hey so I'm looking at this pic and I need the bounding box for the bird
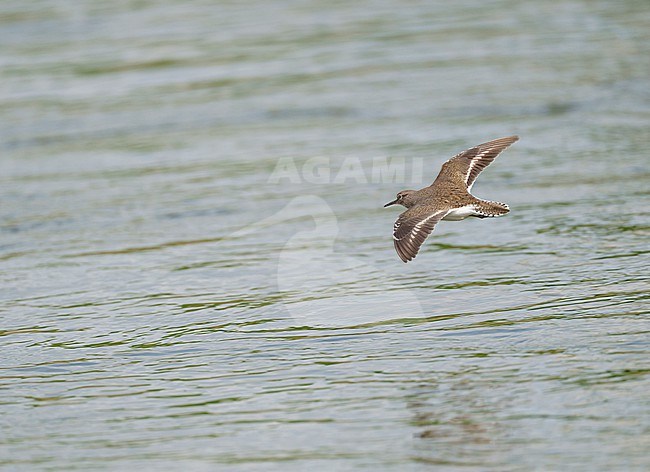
[384,136,519,263]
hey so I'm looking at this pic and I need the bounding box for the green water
[1,1,649,470]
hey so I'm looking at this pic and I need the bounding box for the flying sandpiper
[384,136,519,262]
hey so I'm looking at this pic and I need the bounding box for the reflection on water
[1,0,649,470]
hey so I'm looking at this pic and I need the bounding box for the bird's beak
[384,198,399,208]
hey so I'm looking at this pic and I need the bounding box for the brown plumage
[384,136,519,262]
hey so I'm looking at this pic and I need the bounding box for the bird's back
[413,179,473,210]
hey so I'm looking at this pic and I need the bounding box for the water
[1,0,649,470]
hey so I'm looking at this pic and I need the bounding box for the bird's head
[384,190,415,208]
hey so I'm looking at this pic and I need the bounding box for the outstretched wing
[437,136,518,191]
[393,208,449,263]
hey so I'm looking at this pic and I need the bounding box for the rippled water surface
[1,1,649,470]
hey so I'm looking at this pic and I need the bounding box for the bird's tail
[473,199,510,218]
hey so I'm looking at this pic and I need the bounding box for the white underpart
[442,205,477,221]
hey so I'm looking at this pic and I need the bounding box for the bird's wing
[393,207,450,263]
[436,136,518,191]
